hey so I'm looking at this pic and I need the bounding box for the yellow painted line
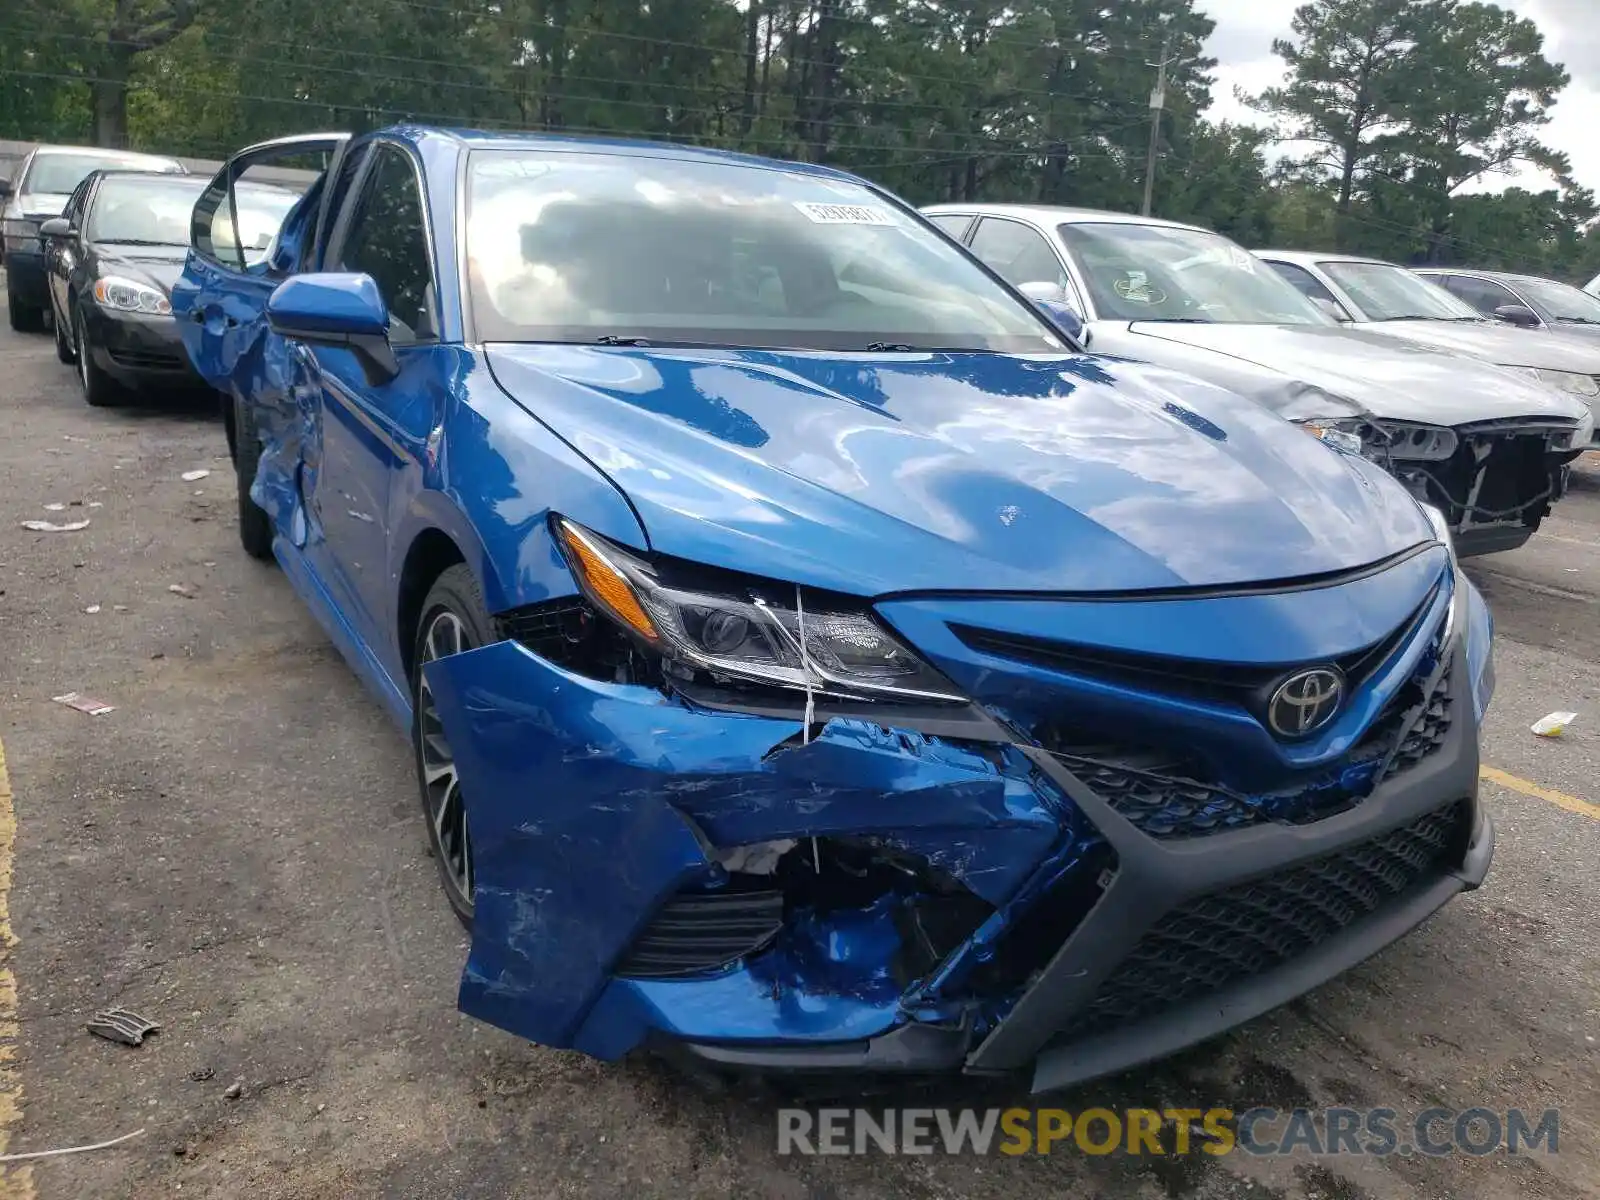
[1481,765,1600,821]
[0,739,34,1199]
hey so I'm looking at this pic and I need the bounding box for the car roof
[1256,249,1400,268]
[918,202,1213,235]
[89,168,289,193]
[391,125,865,184]
[1413,266,1541,285]
[30,144,183,167]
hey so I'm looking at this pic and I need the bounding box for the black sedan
[39,169,298,405]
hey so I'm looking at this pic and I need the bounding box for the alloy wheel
[417,609,474,908]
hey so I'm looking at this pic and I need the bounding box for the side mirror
[1312,296,1353,323]
[1030,295,1087,344]
[0,177,11,200]
[267,272,398,385]
[1492,304,1540,328]
[38,217,73,239]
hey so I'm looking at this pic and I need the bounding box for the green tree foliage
[0,0,1593,281]
[1254,0,1588,273]
[1250,0,1417,246]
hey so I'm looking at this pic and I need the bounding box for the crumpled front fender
[421,639,1062,1055]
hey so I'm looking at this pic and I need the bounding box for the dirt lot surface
[0,295,1597,1199]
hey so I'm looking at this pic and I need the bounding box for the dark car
[1,144,184,332]
[39,169,298,405]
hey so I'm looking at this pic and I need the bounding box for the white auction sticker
[794,201,897,225]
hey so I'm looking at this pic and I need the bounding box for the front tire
[412,564,495,928]
[231,393,274,561]
[74,308,125,407]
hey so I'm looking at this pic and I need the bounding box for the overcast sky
[1202,0,1600,195]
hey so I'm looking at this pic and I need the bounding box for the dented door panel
[421,638,1063,1056]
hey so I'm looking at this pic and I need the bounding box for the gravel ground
[0,298,1597,1199]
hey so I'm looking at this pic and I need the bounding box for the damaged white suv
[928,205,1594,556]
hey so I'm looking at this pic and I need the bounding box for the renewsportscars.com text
[776,1106,1559,1157]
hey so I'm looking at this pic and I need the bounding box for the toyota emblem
[1267,667,1345,737]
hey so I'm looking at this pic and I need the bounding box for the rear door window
[969,217,1068,290]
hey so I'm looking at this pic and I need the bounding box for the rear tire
[74,308,125,407]
[231,393,275,561]
[7,288,44,333]
[412,564,495,929]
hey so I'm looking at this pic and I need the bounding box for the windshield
[26,152,179,197]
[464,150,1063,352]
[1513,277,1600,324]
[1321,261,1483,321]
[1056,222,1331,325]
[89,176,296,263]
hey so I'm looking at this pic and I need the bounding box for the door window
[1437,275,1518,317]
[969,217,1068,289]
[190,141,337,271]
[1268,261,1337,304]
[331,145,437,343]
[926,213,973,240]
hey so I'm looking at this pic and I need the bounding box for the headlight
[1294,416,1368,455]
[554,518,965,703]
[1567,406,1597,448]
[93,276,171,315]
[1504,366,1600,398]
[1419,502,1462,647]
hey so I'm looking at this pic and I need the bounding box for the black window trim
[189,134,349,273]
[324,136,442,346]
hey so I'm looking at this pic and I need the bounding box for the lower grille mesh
[1056,801,1468,1040]
[615,889,784,978]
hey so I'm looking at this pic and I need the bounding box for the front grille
[614,888,784,978]
[1055,801,1468,1040]
[1051,752,1269,838]
[954,584,1434,721]
[1039,626,1457,840]
[1381,663,1453,782]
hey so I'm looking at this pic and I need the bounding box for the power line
[0,66,1157,172]
[0,24,1155,128]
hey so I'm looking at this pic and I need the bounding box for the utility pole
[1141,30,1176,217]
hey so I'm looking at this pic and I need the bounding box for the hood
[1548,321,1600,343]
[484,344,1436,597]
[16,192,72,219]
[1356,319,1600,372]
[93,248,184,294]
[1088,320,1589,427]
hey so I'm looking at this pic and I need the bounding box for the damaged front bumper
[1369,417,1586,556]
[422,571,1496,1093]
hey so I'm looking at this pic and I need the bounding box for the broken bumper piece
[423,598,1493,1093]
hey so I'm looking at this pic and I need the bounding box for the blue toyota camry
[172,126,1495,1092]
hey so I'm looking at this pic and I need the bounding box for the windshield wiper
[1139,317,1215,324]
[1557,317,1600,326]
[95,238,186,247]
[594,334,651,346]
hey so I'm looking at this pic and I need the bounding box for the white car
[1256,250,1600,449]
[924,203,1594,556]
